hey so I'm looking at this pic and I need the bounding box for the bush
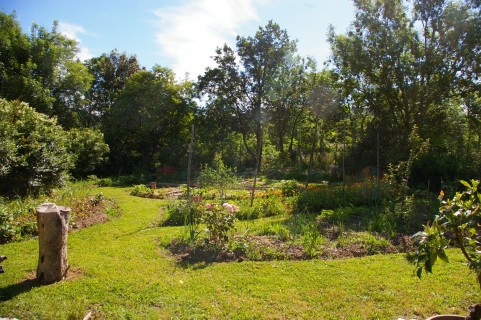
[0,209,17,244]
[66,128,109,178]
[197,153,237,199]
[0,99,72,196]
[130,184,154,198]
[236,197,287,220]
[296,181,394,212]
[280,180,302,197]
[163,201,198,226]
[202,203,237,246]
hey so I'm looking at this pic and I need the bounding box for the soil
[167,233,413,265]
[69,197,118,231]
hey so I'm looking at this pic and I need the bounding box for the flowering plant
[202,202,238,246]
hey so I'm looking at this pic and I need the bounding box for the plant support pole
[186,125,194,201]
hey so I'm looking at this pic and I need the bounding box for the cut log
[36,203,71,284]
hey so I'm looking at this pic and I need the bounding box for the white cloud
[58,21,94,61]
[154,0,265,79]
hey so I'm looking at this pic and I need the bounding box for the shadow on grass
[0,278,39,302]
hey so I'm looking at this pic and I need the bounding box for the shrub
[163,201,194,226]
[202,202,237,246]
[280,180,301,197]
[66,128,109,178]
[130,184,154,198]
[0,99,72,196]
[0,209,17,244]
[236,197,287,220]
[296,181,394,212]
[197,153,237,199]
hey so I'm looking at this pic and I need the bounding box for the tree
[0,99,71,197]
[104,66,194,174]
[328,0,481,181]
[0,13,93,129]
[0,12,31,102]
[85,50,141,128]
[198,21,298,170]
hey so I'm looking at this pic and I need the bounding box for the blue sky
[2,0,355,79]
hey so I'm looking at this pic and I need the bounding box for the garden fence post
[36,203,71,284]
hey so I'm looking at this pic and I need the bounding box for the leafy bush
[414,180,481,286]
[236,197,287,220]
[296,181,394,212]
[0,209,17,244]
[197,153,237,199]
[66,128,109,178]
[163,201,195,226]
[130,184,154,198]
[202,202,237,246]
[280,180,302,197]
[0,99,72,196]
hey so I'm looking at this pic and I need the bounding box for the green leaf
[460,180,471,188]
[438,250,449,263]
[416,266,423,279]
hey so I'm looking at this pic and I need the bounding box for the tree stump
[36,203,71,284]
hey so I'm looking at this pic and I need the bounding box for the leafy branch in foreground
[414,180,481,289]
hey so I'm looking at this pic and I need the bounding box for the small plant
[202,202,238,246]
[197,153,237,199]
[163,200,199,227]
[130,184,155,198]
[258,223,290,241]
[280,180,301,197]
[0,210,17,244]
[413,180,481,318]
[301,222,323,258]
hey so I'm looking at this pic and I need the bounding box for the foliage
[0,181,113,243]
[130,184,154,198]
[197,153,237,199]
[279,179,302,197]
[201,202,237,246]
[85,49,141,127]
[296,181,394,212]
[0,208,17,244]
[414,180,481,290]
[236,196,287,220]
[66,128,110,178]
[301,222,324,258]
[103,66,194,174]
[198,20,299,169]
[162,200,198,227]
[0,99,72,196]
[258,223,291,241]
[329,0,481,181]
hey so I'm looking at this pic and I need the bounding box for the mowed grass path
[0,187,479,319]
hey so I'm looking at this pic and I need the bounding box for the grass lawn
[0,186,479,319]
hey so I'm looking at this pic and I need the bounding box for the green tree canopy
[104,66,194,174]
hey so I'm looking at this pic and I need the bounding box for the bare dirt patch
[69,196,118,231]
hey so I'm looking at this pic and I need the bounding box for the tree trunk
[36,203,71,284]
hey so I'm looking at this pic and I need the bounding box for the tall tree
[0,13,93,128]
[85,50,141,127]
[328,0,481,179]
[104,66,194,174]
[198,21,298,170]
